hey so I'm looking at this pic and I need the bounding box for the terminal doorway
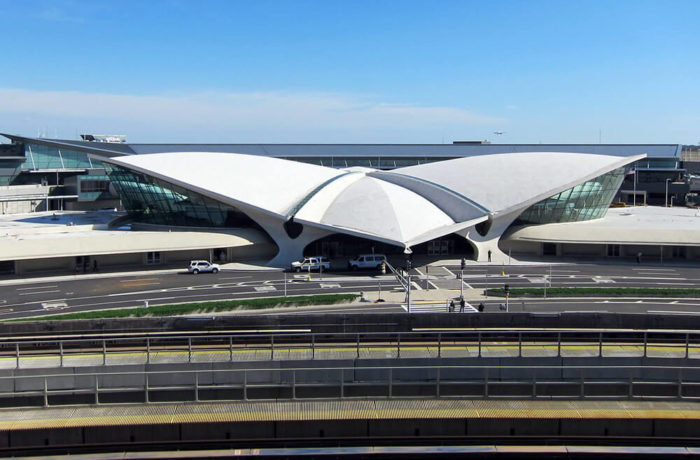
[412,234,475,258]
[304,233,475,260]
[303,234,403,259]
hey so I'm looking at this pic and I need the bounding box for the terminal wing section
[395,152,646,216]
[98,152,346,218]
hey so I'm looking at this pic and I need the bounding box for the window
[80,180,110,193]
[147,252,161,265]
[515,168,628,225]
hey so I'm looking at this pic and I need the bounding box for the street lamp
[665,178,671,207]
[404,247,412,313]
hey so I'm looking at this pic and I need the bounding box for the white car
[348,254,387,270]
[188,260,220,274]
[290,257,330,272]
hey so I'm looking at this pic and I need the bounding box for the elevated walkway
[3,399,700,454]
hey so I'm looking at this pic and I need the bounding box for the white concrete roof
[0,211,266,261]
[104,152,344,217]
[306,175,455,245]
[506,206,700,246]
[394,152,643,215]
[101,150,641,248]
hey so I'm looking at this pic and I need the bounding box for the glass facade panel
[21,143,103,170]
[105,164,264,230]
[515,167,627,225]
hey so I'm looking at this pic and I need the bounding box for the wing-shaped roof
[102,152,345,217]
[99,150,643,248]
[393,152,644,215]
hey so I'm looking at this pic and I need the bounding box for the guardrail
[2,329,700,368]
[2,363,700,408]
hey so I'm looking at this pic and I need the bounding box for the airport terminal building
[0,134,698,274]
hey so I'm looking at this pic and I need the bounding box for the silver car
[188,260,220,274]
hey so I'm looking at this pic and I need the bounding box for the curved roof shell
[99,150,643,248]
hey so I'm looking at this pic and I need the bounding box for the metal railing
[1,363,700,408]
[2,329,700,368]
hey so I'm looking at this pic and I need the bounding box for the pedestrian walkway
[3,341,694,370]
[3,398,700,433]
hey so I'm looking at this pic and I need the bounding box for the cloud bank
[0,88,505,143]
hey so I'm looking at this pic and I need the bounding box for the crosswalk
[401,301,478,313]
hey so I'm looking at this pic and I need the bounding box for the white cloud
[0,88,506,143]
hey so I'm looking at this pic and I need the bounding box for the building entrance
[412,234,475,259]
[304,234,403,259]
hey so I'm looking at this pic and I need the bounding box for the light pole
[404,247,412,313]
[632,165,637,206]
[665,178,671,207]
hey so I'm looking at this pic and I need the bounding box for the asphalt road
[0,262,699,320]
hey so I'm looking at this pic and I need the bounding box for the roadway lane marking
[633,268,677,272]
[16,285,58,290]
[619,276,688,280]
[648,310,700,315]
[526,277,547,283]
[593,276,615,283]
[564,310,608,313]
[656,282,692,285]
[41,302,68,310]
[119,278,160,282]
[219,276,253,280]
[20,290,60,295]
[120,281,162,287]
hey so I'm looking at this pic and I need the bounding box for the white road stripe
[647,310,700,315]
[20,290,60,296]
[634,268,677,272]
[119,278,160,283]
[16,285,58,290]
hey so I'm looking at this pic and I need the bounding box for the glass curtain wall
[515,167,627,225]
[106,164,264,229]
[21,144,105,170]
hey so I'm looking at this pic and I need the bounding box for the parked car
[188,260,220,274]
[348,254,387,270]
[290,257,330,272]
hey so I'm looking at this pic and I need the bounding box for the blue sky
[0,0,698,143]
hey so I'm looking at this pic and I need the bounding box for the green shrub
[15,294,359,321]
[486,287,700,297]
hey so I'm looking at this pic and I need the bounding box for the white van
[348,254,387,270]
